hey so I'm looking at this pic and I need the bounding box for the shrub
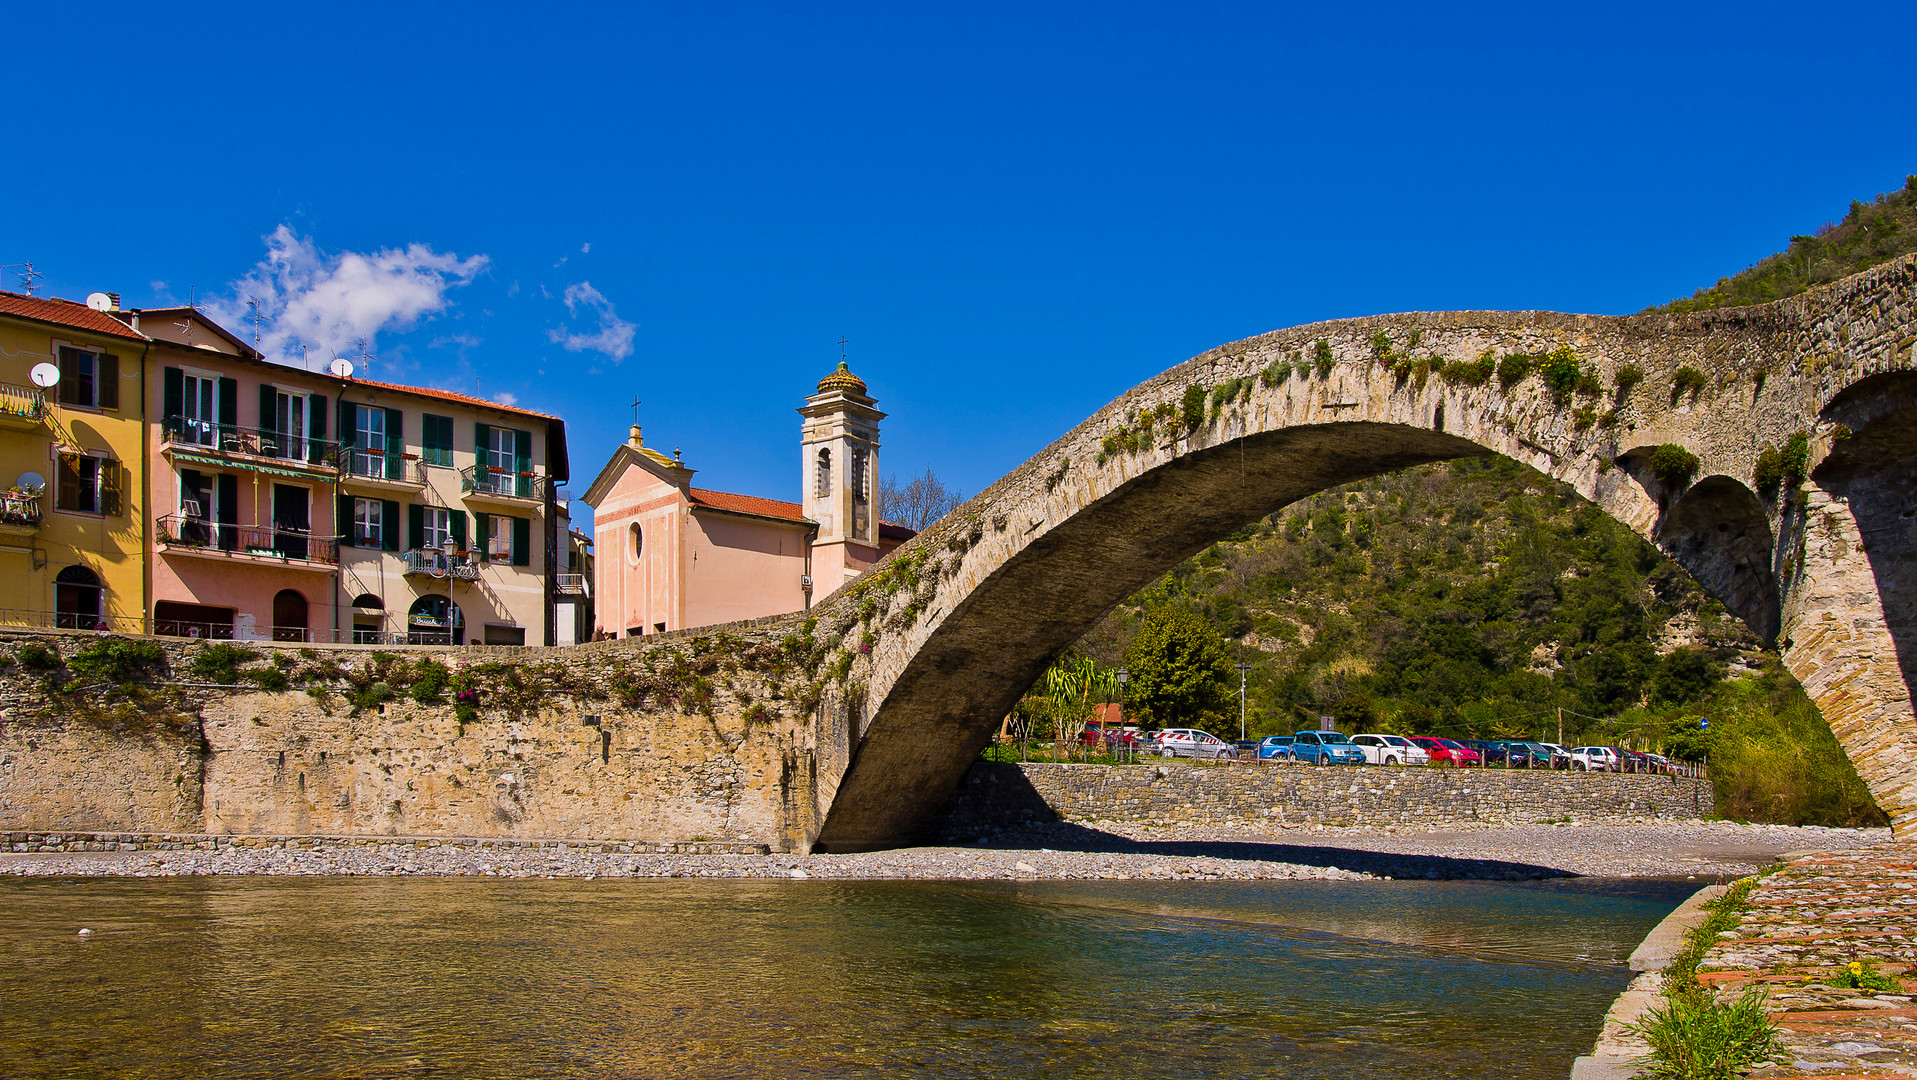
[1181,384,1207,429]
[1827,960,1902,992]
[410,660,451,704]
[1439,352,1496,386]
[189,643,259,684]
[1614,364,1645,394]
[13,642,63,673]
[1497,352,1533,387]
[1312,339,1334,378]
[1538,347,1584,402]
[67,639,168,686]
[1672,366,1708,402]
[1649,444,1701,488]
[1261,358,1293,387]
[1779,430,1811,481]
[1634,986,1779,1080]
[1753,446,1785,498]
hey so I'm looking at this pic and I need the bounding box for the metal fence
[155,514,340,565]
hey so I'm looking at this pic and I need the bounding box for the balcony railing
[554,573,586,594]
[401,548,481,580]
[155,514,339,565]
[341,442,427,485]
[0,489,44,531]
[0,381,47,426]
[461,463,548,501]
[161,416,341,469]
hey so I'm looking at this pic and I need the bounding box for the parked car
[1290,730,1366,765]
[1538,743,1575,769]
[1408,736,1481,767]
[1151,728,1235,759]
[1349,733,1429,766]
[1619,748,1658,773]
[1234,740,1260,758]
[1080,722,1143,750]
[1255,735,1295,760]
[1505,741,1563,769]
[1570,746,1621,772]
[1459,739,1516,766]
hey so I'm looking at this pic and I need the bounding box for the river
[0,875,1696,1078]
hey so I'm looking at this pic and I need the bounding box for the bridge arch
[803,260,1917,851]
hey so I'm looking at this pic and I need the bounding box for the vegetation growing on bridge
[1648,175,1917,313]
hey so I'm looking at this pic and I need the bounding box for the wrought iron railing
[161,415,342,468]
[554,573,586,594]
[154,514,339,564]
[0,381,47,423]
[342,443,428,484]
[401,548,480,580]
[461,463,547,501]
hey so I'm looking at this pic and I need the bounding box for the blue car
[1290,730,1366,765]
[1255,735,1295,760]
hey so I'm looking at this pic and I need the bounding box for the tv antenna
[354,338,376,375]
[3,262,42,295]
[246,298,265,344]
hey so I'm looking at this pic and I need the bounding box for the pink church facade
[581,363,912,637]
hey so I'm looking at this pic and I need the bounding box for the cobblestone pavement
[1695,842,1917,1079]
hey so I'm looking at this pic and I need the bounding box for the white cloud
[492,391,520,407]
[209,225,487,370]
[580,242,591,254]
[546,281,636,362]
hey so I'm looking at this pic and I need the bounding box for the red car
[1409,736,1482,767]
[1079,722,1142,750]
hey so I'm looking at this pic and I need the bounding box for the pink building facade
[582,362,912,637]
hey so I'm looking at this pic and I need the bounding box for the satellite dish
[329,357,355,378]
[16,472,45,491]
[29,363,60,388]
[85,293,113,312]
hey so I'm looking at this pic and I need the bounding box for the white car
[1349,733,1429,766]
[1570,746,1619,772]
[1151,728,1235,759]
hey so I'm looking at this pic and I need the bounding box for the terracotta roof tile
[688,487,809,522]
[344,376,559,421]
[0,290,148,342]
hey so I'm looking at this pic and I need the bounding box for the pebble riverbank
[0,819,1884,882]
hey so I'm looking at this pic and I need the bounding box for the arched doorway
[350,593,384,644]
[272,589,308,642]
[54,565,103,630]
[407,594,464,645]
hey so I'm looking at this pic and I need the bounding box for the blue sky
[7,2,1915,522]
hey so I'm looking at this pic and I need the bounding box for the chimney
[629,424,643,447]
[106,292,121,311]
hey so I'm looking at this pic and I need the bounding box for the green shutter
[514,429,532,496]
[512,515,531,567]
[473,512,491,561]
[408,504,424,551]
[218,378,238,428]
[450,510,468,552]
[338,494,355,547]
[308,394,327,462]
[385,408,405,479]
[474,423,492,478]
[338,400,356,448]
[163,368,183,431]
[381,500,401,552]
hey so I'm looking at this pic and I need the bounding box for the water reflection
[0,877,1691,1079]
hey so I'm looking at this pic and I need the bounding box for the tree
[879,469,965,531]
[1120,606,1232,729]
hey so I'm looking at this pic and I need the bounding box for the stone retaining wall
[936,761,1716,835]
[1,830,769,856]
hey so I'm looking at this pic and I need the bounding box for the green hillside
[1070,457,1884,826]
[1648,175,1917,313]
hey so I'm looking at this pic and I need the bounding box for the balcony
[461,463,548,505]
[401,548,480,581]
[161,416,341,477]
[340,446,428,490]
[0,489,43,536]
[154,514,339,569]
[0,382,47,430]
[554,572,587,594]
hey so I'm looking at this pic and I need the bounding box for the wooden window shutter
[337,495,356,548]
[473,512,491,561]
[338,399,356,448]
[514,429,533,496]
[97,354,119,410]
[101,461,124,515]
[218,378,238,428]
[450,510,468,552]
[308,394,328,462]
[385,408,405,480]
[163,367,183,423]
[408,504,425,550]
[512,516,531,567]
[381,500,401,552]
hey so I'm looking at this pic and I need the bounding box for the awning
[170,451,333,482]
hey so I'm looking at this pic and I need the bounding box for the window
[421,414,454,467]
[630,523,643,562]
[354,498,385,547]
[54,565,104,630]
[487,514,512,560]
[485,425,516,474]
[852,446,869,503]
[815,448,831,497]
[351,405,386,476]
[179,371,219,446]
[56,347,119,410]
[56,453,120,515]
[274,390,308,460]
[423,506,453,551]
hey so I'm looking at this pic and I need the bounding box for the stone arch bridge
[794,256,1917,851]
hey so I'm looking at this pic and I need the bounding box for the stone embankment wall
[936,761,1716,835]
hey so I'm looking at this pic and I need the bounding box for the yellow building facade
[0,291,150,629]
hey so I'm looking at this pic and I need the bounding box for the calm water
[0,875,1697,1079]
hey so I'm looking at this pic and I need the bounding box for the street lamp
[1115,668,1130,764]
[441,535,459,646]
[1236,662,1251,743]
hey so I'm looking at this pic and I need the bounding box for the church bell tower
[800,359,884,600]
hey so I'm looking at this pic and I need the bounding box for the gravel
[0,819,1886,883]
